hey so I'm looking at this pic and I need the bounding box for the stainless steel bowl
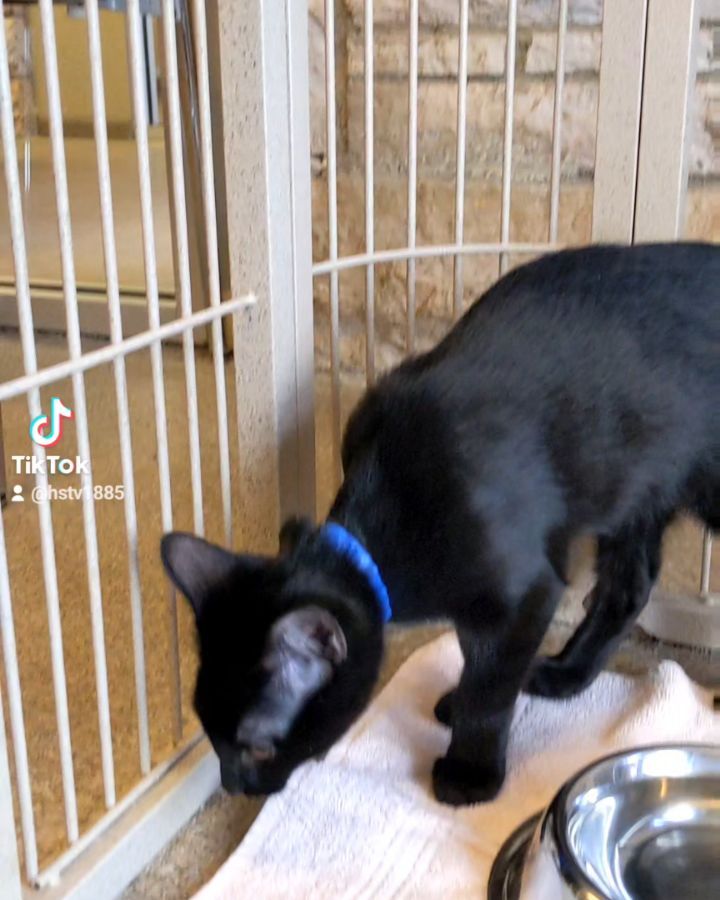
[489,744,720,900]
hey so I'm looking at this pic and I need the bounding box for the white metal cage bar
[0,675,23,899]
[313,241,561,276]
[127,0,168,775]
[284,0,318,522]
[549,0,568,243]
[191,0,234,547]
[0,0,79,847]
[325,0,342,484]
[128,3,187,740]
[452,0,469,319]
[364,0,375,384]
[0,506,37,879]
[499,0,518,276]
[84,0,157,769]
[160,0,204,541]
[406,0,419,353]
[0,299,254,405]
[38,0,116,812]
[160,0,204,739]
[700,529,713,599]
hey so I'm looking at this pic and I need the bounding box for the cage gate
[0,0,717,898]
[0,0,314,896]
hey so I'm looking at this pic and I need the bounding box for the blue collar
[320,522,392,623]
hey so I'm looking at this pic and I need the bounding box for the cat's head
[160,520,384,796]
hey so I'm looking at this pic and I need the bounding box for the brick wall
[4,7,36,136]
[310,0,720,378]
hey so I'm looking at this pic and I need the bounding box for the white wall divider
[592,0,649,242]
[213,0,317,549]
[634,0,700,240]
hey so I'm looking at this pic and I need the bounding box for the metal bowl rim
[487,811,543,900]
[546,741,720,898]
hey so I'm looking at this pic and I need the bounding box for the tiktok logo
[29,398,73,448]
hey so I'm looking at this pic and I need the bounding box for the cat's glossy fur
[162,243,720,805]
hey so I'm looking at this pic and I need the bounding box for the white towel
[194,632,719,900]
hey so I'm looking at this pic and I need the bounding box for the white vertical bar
[592,0,648,242]
[453,0,469,319]
[284,0,318,520]
[325,0,342,484]
[500,0,518,276]
[0,673,23,900]
[406,0,419,353]
[143,16,160,126]
[160,0,203,539]
[22,19,31,194]
[128,0,170,774]
[700,531,713,598]
[160,0,204,739]
[549,0,568,242]
[86,0,151,770]
[364,0,375,384]
[0,3,79,845]
[634,0,700,240]
[191,0,233,546]
[0,503,38,879]
[39,0,116,810]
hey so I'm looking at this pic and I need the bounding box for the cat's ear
[267,606,347,669]
[161,532,241,618]
[236,607,347,748]
[278,516,314,556]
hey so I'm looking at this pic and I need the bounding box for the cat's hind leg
[527,513,667,699]
[692,472,720,533]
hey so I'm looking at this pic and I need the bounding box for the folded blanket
[195,632,720,899]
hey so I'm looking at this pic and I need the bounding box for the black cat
[161,243,720,806]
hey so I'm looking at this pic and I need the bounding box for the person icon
[11,485,24,503]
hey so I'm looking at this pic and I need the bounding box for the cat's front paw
[525,658,592,699]
[431,756,505,806]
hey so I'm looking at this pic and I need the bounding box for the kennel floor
[0,137,174,295]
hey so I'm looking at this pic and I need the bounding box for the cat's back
[455,242,719,358]
[340,243,718,542]
[398,242,718,408]
[360,242,719,475]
